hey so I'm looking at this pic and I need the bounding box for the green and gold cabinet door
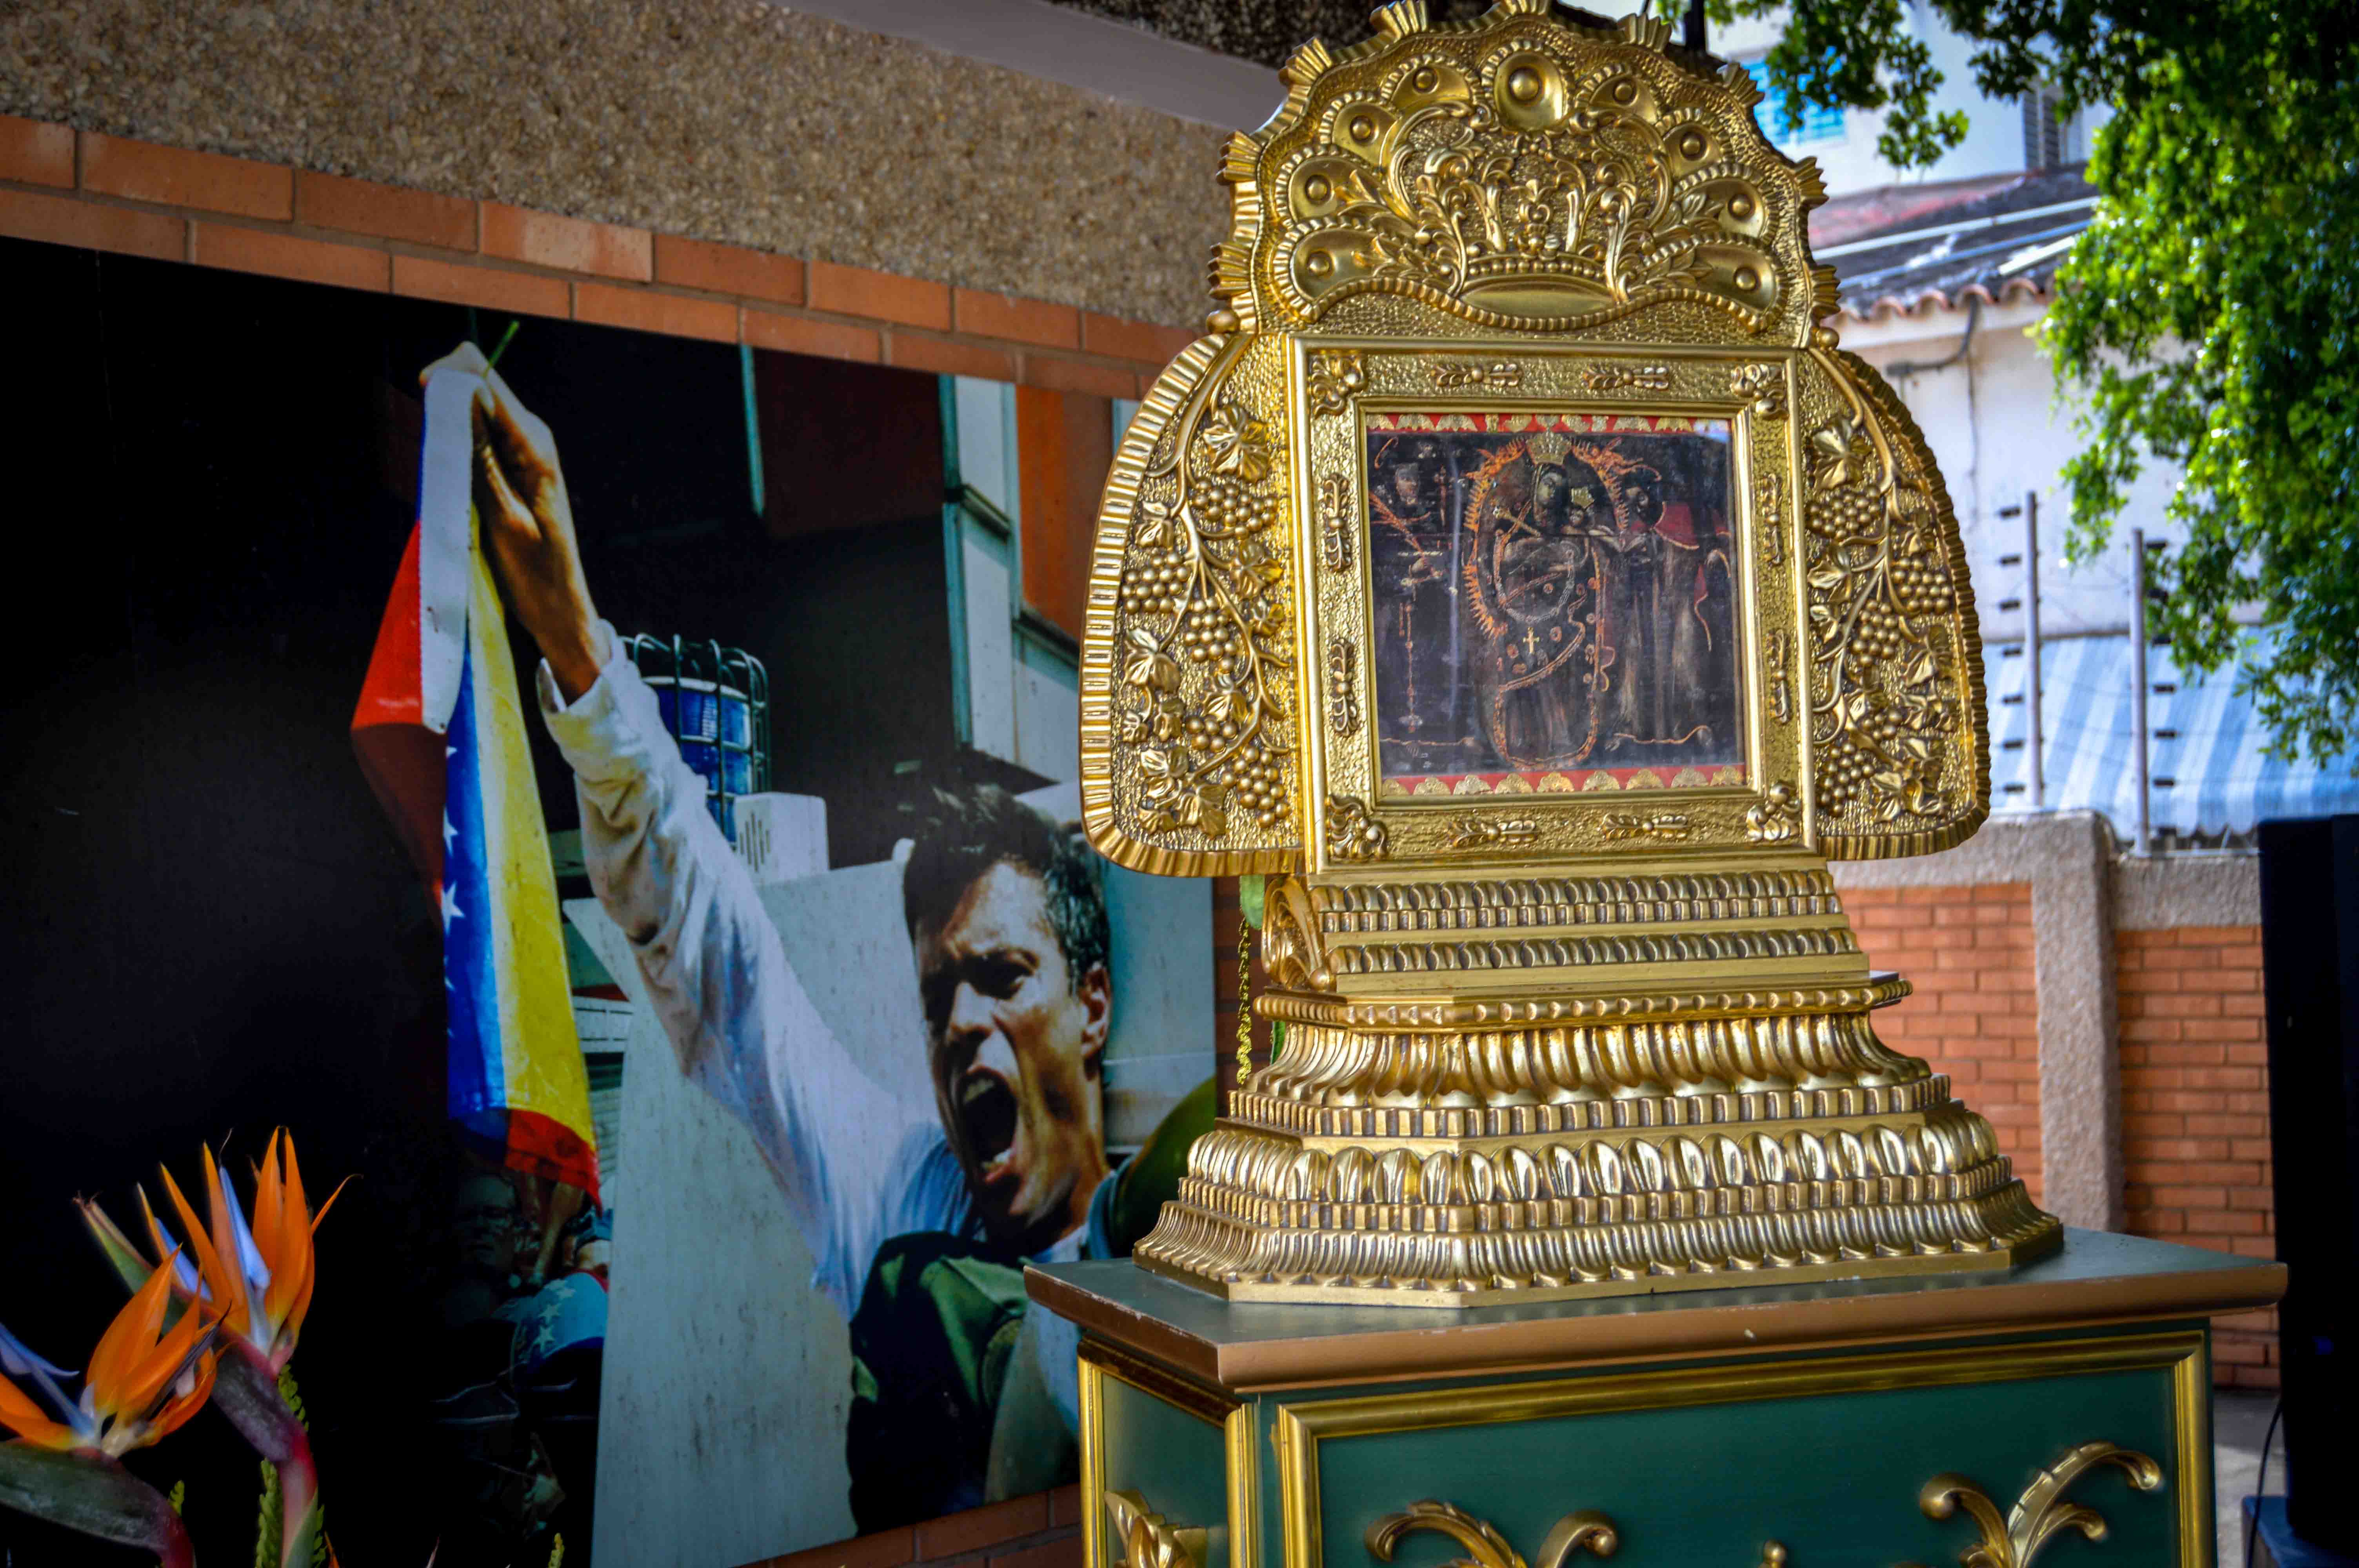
[1084,1329,2212,1568]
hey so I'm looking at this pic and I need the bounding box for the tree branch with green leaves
[1723,0,2359,764]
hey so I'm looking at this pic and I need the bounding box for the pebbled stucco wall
[0,0,1229,325]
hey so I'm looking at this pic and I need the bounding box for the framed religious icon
[1363,408,1745,790]
[1289,343,1805,871]
[1074,1,2040,1307]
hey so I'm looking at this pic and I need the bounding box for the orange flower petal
[274,1234,319,1353]
[139,1349,217,1445]
[114,1296,216,1423]
[309,1175,354,1236]
[200,1145,235,1275]
[277,1132,311,1226]
[86,1257,176,1421]
[158,1164,240,1336]
[257,1134,312,1336]
[137,1187,177,1276]
[0,1376,78,1450]
[251,1143,288,1283]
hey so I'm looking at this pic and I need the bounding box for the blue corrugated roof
[1984,632,2359,836]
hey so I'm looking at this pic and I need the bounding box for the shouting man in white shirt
[436,342,1144,1527]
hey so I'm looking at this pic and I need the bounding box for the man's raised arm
[445,343,934,1316]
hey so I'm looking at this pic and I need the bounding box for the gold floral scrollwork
[1429,359,1527,390]
[1746,780,1800,844]
[1309,348,1368,414]
[1767,631,1792,724]
[1367,1500,1618,1568]
[1111,360,1296,846]
[1535,1513,1621,1568]
[1447,814,1541,850]
[1759,472,1786,569]
[1259,874,1331,989]
[1600,811,1692,842]
[1329,636,1361,735]
[1201,398,1269,480]
[1900,1442,2163,1568]
[1583,363,1672,394]
[1234,27,1788,333]
[1799,349,1980,848]
[1319,471,1352,572]
[1104,1488,1208,1568]
[1326,795,1389,861]
[1731,361,1785,419]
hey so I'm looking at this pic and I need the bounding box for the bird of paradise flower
[0,1254,220,1567]
[76,1129,347,1568]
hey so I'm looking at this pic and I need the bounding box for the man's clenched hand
[422,341,605,702]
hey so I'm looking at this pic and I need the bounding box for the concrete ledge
[2117,852,2260,930]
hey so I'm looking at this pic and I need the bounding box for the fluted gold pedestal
[1132,867,2059,1307]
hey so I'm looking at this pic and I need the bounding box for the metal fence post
[2130,525,2151,855]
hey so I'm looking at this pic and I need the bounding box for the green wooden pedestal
[1028,1230,2282,1568]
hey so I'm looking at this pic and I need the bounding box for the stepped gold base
[1133,976,2061,1307]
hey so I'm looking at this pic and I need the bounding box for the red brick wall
[1840,884,2043,1205]
[2117,925,2276,1388]
[0,116,1193,396]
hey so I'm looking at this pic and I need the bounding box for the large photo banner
[0,235,1207,1568]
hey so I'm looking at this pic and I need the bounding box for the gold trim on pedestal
[1026,1235,2278,1394]
[1079,1343,1259,1568]
[1136,962,2058,1307]
[1901,1443,2165,1568]
[1273,1332,2208,1568]
[1369,1500,1620,1568]
[1108,1490,1211,1568]
[1333,1436,2175,1568]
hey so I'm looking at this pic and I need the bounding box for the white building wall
[1712,7,2105,196]
[1843,299,2186,642]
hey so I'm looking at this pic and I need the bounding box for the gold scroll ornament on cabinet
[1336,1440,2158,1568]
[1076,0,2051,1307]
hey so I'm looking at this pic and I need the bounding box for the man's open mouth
[958,1073,1020,1180]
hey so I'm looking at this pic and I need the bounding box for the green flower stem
[211,1347,322,1566]
[277,1426,320,1568]
[0,1446,194,1566]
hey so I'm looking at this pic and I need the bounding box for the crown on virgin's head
[1527,430,1574,467]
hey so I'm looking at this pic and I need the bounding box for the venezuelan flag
[352,364,600,1200]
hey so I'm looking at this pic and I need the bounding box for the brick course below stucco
[2116,924,2277,1389]
[1843,882,2044,1205]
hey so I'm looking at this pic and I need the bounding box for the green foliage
[253,1459,281,1568]
[276,1367,309,1428]
[1719,0,2359,765]
[1705,0,1966,167]
[253,1370,329,1568]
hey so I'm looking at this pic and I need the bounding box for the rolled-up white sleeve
[539,627,941,1317]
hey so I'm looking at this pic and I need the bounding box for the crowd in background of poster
[0,234,1207,1567]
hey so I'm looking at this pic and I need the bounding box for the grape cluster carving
[1801,388,1965,829]
[1114,378,1295,840]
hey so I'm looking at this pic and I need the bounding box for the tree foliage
[1709,0,2359,764]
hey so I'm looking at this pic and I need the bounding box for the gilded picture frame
[1289,337,1804,872]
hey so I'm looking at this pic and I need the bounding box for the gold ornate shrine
[1078,0,2057,1305]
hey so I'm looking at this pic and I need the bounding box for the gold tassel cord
[1236,915,1256,1086]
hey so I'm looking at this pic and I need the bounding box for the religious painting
[1365,412,1747,797]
